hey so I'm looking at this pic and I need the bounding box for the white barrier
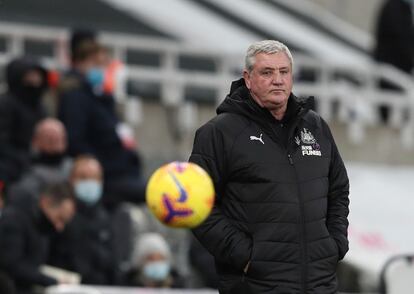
[1,21,414,148]
[45,285,218,294]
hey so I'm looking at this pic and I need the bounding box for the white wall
[309,0,385,34]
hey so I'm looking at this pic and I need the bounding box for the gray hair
[245,40,293,72]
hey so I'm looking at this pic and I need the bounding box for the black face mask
[15,85,45,107]
[34,153,65,166]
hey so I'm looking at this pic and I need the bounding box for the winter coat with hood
[0,58,47,185]
[189,79,349,294]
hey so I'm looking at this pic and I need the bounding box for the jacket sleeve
[189,122,252,271]
[58,90,94,156]
[323,120,350,260]
[0,217,57,286]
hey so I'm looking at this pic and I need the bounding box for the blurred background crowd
[0,0,414,293]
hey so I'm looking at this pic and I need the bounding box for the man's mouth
[270,89,284,93]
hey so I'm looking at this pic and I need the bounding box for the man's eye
[262,71,272,76]
[280,70,288,75]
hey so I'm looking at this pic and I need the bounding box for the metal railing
[1,21,414,148]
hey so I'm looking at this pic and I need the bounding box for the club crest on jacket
[296,128,321,157]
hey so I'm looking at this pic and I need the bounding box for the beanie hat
[133,233,172,268]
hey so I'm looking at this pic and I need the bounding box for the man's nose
[272,72,283,84]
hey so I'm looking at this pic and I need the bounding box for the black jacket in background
[189,79,349,294]
[374,0,414,73]
[0,58,47,185]
[58,70,141,178]
[0,199,57,293]
[49,201,114,285]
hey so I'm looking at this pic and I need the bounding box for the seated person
[126,233,184,288]
[7,118,72,207]
[50,155,115,285]
[0,182,75,294]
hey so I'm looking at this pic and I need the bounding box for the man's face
[41,198,75,232]
[243,52,293,112]
[71,159,102,184]
[33,119,67,155]
[22,69,44,88]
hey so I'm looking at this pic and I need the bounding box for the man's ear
[39,195,48,211]
[243,70,251,89]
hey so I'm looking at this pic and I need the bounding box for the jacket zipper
[268,106,309,293]
[287,152,307,294]
[287,110,308,294]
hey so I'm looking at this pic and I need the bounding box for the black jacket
[189,79,349,294]
[0,199,57,293]
[0,58,47,184]
[58,70,141,178]
[49,201,114,285]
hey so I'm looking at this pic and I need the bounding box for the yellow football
[146,161,215,228]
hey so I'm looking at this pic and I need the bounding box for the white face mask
[143,261,171,281]
[74,180,103,205]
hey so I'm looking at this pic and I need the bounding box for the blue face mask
[143,261,170,281]
[74,180,103,205]
[85,68,105,91]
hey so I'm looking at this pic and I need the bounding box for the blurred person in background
[7,118,72,208]
[58,40,146,208]
[50,155,115,285]
[0,57,48,189]
[126,233,184,288]
[374,0,414,122]
[0,182,75,294]
[69,28,97,65]
[189,40,349,294]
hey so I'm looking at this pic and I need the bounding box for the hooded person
[0,57,48,187]
[189,40,349,294]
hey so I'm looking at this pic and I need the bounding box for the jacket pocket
[329,236,339,261]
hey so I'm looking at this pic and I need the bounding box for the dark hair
[71,40,102,63]
[41,182,74,205]
[70,28,96,55]
[70,154,102,178]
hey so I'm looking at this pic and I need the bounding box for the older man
[189,40,349,294]
[7,118,71,208]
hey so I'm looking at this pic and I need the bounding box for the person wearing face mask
[7,118,72,209]
[126,233,184,288]
[0,182,76,294]
[0,57,48,187]
[49,155,115,285]
[58,39,147,208]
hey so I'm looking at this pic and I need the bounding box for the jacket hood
[217,78,314,125]
[6,57,48,94]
